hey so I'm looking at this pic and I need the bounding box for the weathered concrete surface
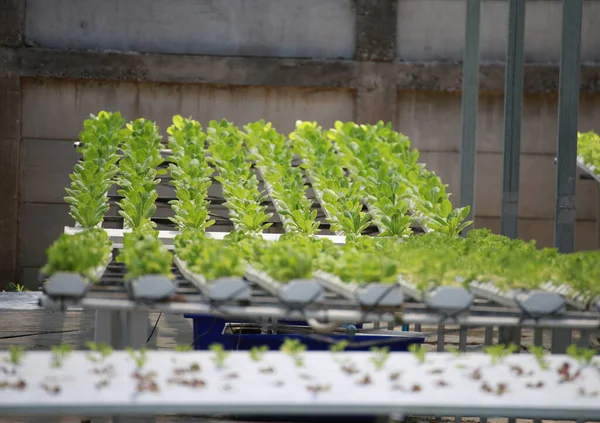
[355,0,397,62]
[0,76,21,287]
[3,47,599,93]
[15,47,359,88]
[397,0,600,62]
[396,62,600,94]
[355,61,397,124]
[24,0,356,59]
[0,0,24,46]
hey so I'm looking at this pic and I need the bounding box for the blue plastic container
[184,314,423,352]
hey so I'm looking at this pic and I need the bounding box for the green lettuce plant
[207,119,272,234]
[117,229,173,281]
[116,118,164,231]
[245,120,320,235]
[41,228,112,281]
[65,111,126,228]
[167,115,215,232]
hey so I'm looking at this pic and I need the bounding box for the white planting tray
[0,351,598,418]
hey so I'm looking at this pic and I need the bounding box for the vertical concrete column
[0,0,24,288]
[354,0,397,125]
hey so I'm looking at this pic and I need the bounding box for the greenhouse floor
[0,307,595,423]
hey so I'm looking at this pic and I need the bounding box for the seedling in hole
[132,371,159,393]
[330,340,349,363]
[436,380,449,387]
[341,362,359,375]
[528,345,549,371]
[526,381,544,389]
[446,346,463,359]
[50,344,72,368]
[5,346,25,367]
[429,368,444,375]
[307,383,331,395]
[557,362,581,383]
[168,377,206,389]
[410,384,422,392]
[281,339,306,367]
[389,371,401,381]
[41,381,61,395]
[85,341,113,364]
[484,343,517,365]
[173,362,201,375]
[249,345,269,362]
[357,374,372,386]
[470,368,482,380]
[567,344,597,367]
[369,346,390,370]
[408,344,426,365]
[0,379,26,390]
[481,382,508,396]
[126,347,148,371]
[209,343,229,370]
[259,365,275,374]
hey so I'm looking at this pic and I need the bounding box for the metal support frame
[94,310,148,349]
[554,0,583,253]
[459,0,481,234]
[500,0,526,239]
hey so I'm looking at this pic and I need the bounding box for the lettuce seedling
[209,343,229,369]
[65,111,126,228]
[50,344,73,368]
[369,346,390,370]
[528,345,549,371]
[281,339,306,367]
[249,345,269,362]
[117,230,173,281]
[484,344,517,365]
[41,228,111,281]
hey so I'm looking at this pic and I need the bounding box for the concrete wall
[397,0,600,62]
[24,0,355,58]
[0,0,599,287]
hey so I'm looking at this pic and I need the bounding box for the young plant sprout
[528,345,549,371]
[446,346,463,358]
[127,347,148,370]
[567,344,597,367]
[249,345,269,362]
[85,341,113,364]
[281,339,307,367]
[408,344,426,365]
[330,340,349,364]
[175,344,193,352]
[50,344,72,369]
[5,345,25,367]
[369,346,391,370]
[209,343,229,370]
[484,343,517,365]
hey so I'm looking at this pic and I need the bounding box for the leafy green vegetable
[41,228,111,281]
[167,115,215,232]
[578,131,600,175]
[175,232,247,280]
[291,121,370,239]
[117,229,173,281]
[117,118,164,231]
[65,111,126,228]
[245,120,320,235]
[207,119,272,234]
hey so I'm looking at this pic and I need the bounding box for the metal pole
[500,0,526,239]
[597,183,600,248]
[459,0,481,234]
[554,0,583,253]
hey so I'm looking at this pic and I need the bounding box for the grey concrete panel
[24,0,355,59]
[397,0,600,62]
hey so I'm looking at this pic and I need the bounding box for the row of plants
[578,131,600,177]
[115,118,173,282]
[42,112,125,283]
[245,120,320,235]
[290,121,371,238]
[175,226,600,301]
[206,119,272,234]
[2,342,597,397]
[331,121,471,237]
